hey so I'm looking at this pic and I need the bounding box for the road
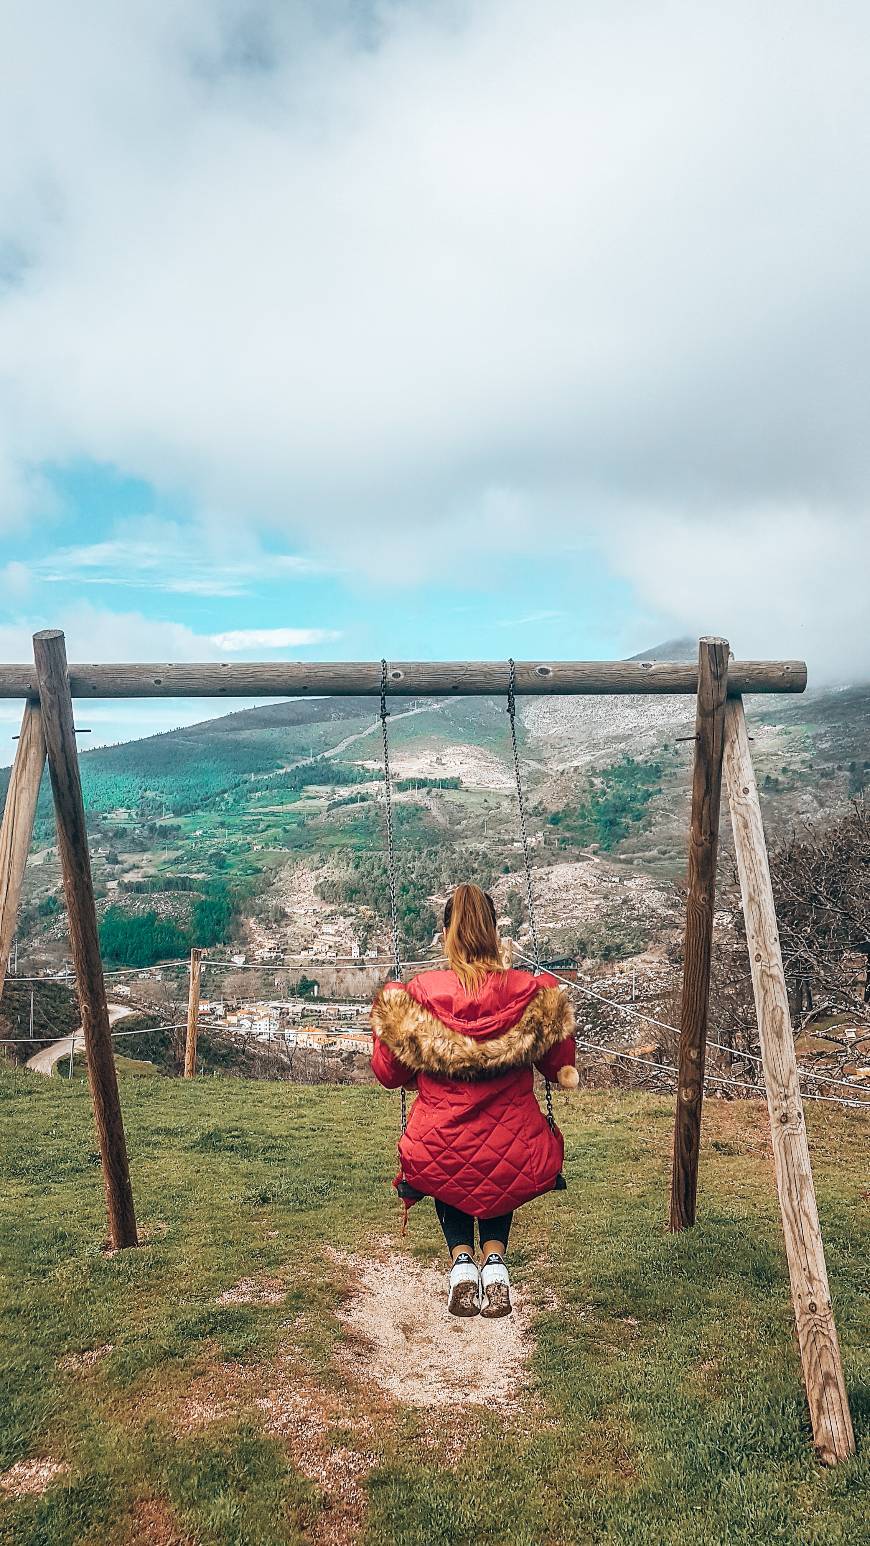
[322,700,447,761]
[26,1003,135,1077]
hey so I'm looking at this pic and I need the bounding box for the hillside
[4,643,869,974]
[1,1066,867,1545]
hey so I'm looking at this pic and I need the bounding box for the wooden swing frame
[0,631,855,1463]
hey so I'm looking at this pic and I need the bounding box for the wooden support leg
[0,701,47,1009]
[184,947,202,1077]
[670,637,729,1230]
[32,630,137,1250]
[723,696,854,1464]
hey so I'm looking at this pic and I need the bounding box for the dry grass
[0,1457,70,1498]
[215,1273,289,1306]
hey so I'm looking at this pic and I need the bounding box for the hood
[403,968,551,1038]
[371,972,573,1081]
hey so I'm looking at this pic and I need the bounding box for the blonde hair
[443,883,505,993]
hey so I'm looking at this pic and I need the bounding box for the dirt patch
[255,1380,376,1546]
[123,1498,194,1546]
[216,1274,288,1305]
[176,1356,375,1546]
[58,1343,114,1372]
[175,1245,537,1537]
[0,1457,70,1498]
[331,1246,534,1410]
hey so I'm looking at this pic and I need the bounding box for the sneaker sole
[480,1283,512,1318]
[447,1280,480,1317]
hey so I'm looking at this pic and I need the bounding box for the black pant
[434,1198,513,1256]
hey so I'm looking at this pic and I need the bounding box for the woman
[371,883,577,1317]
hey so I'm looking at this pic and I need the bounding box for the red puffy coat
[371,967,576,1217]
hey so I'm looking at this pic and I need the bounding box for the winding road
[25,1003,134,1077]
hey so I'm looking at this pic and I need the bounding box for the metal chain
[379,659,407,1134]
[507,659,541,970]
[507,658,554,1127]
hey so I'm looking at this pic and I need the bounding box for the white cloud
[0,561,31,600]
[0,604,219,665]
[0,603,338,664]
[1,3,870,672]
[31,520,320,597]
[497,610,565,629]
[0,601,340,760]
[209,626,340,650]
[601,504,870,685]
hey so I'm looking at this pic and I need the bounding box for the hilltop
[5,643,869,975]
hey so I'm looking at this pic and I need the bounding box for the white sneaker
[479,1253,512,1318]
[447,1252,481,1317]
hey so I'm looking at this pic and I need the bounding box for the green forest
[316,846,501,953]
[98,878,247,966]
[548,756,663,851]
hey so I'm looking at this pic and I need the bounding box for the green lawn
[1,1069,867,1546]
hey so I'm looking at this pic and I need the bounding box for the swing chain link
[507,659,541,971]
[545,1074,555,1129]
[507,659,555,1129]
[379,660,407,1135]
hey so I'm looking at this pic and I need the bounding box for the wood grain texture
[32,630,138,1250]
[184,948,202,1078]
[0,658,807,698]
[670,638,729,1231]
[723,696,854,1464]
[0,701,46,1005]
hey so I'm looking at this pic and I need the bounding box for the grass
[0,1068,867,1546]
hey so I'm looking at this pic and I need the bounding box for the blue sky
[0,460,656,757]
[2,2,870,761]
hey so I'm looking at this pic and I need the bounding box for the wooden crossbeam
[0,658,806,699]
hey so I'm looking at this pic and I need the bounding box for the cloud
[601,504,870,685]
[31,519,320,597]
[0,603,338,663]
[1,3,870,672]
[0,600,341,759]
[209,626,340,650]
[0,604,221,665]
[0,561,31,600]
[497,610,565,629]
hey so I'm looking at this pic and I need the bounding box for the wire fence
[513,950,870,1111]
[5,949,869,1110]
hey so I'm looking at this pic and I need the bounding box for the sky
[2,0,870,758]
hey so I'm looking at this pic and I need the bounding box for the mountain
[7,644,869,973]
[627,637,698,662]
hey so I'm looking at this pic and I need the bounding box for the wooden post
[32,630,137,1250]
[184,948,202,1077]
[670,637,729,1230]
[0,701,47,1007]
[723,696,854,1464]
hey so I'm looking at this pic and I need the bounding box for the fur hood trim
[371,985,574,1081]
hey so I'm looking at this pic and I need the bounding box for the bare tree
[769,798,870,1026]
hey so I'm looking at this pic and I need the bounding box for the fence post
[670,637,729,1230]
[0,701,47,1007]
[32,630,137,1250]
[723,695,854,1464]
[184,948,202,1077]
